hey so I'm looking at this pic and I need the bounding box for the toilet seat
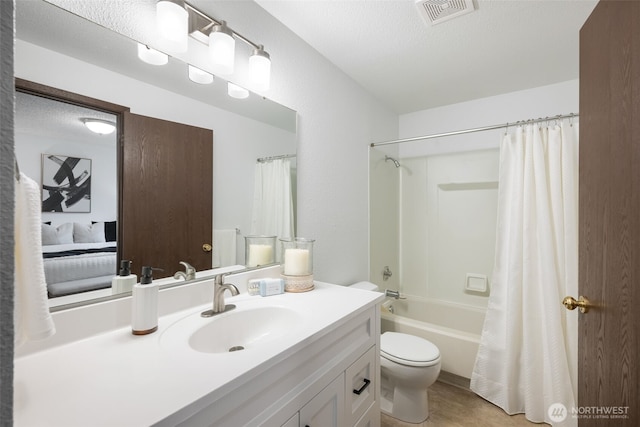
[381,332,440,367]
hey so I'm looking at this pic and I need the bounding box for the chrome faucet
[385,289,401,299]
[174,261,196,281]
[201,273,239,317]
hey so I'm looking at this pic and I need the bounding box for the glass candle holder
[244,235,276,267]
[281,238,315,276]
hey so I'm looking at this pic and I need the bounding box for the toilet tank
[349,281,380,292]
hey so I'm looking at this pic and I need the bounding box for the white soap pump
[131,266,159,335]
[112,260,137,294]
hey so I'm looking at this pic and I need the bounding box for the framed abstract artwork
[41,154,92,213]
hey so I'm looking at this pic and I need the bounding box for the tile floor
[380,381,547,426]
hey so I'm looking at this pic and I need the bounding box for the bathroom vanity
[13,273,383,427]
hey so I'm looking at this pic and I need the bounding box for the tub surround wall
[369,148,400,291]
[400,150,499,307]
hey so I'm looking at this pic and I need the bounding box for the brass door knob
[202,243,212,253]
[562,296,590,313]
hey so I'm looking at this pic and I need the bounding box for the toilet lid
[380,332,440,367]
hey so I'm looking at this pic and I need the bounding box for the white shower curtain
[471,123,579,426]
[250,158,295,257]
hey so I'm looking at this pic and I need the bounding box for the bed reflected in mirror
[15,90,120,303]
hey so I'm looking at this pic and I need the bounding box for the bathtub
[380,296,486,379]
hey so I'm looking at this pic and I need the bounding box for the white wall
[399,79,579,158]
[198,2,399,285]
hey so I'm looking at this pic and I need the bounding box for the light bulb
[188,65,214,84]
[156,0,188,53]
[228,82,249,99]
[249,45,271,91]
[137,43,168,65]
[83,119,116,135]
[209,21,235,75]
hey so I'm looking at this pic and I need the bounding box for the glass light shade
[83,119,116,135]
[249,47,271,91]
[227,82,249,99]
[209,22,235,75]
[156,0,188,53]
[137,43,168,65]
[188,65,214,84]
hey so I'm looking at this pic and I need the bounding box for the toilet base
[380,380,430,423]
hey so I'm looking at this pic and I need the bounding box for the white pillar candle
[248,244,273,267]
[284,248,310,276]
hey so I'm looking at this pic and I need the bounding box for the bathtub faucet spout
[385,289,401,299]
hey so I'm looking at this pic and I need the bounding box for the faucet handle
[179,261,195,273]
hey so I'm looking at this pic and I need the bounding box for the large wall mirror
[15,0,298,310]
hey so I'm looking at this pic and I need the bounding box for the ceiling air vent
[415,0,475,26]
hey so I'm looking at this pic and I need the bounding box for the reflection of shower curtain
[250,158,294,258]
[471,123,578,426]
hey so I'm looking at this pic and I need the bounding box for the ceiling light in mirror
[209,21,235,75]
[156,0,188,53]
[137,43,169,65]
[228,82,249,99]
[188,65,214,84]
[82,118,117,135]
[250,45,271,91]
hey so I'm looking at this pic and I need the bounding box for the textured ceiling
[30,0,599,116]
[256,0,598,114]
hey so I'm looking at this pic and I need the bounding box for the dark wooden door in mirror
[121,112,213,277]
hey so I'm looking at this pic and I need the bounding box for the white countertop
[14,282,383,426]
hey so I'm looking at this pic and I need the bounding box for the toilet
[350,282,442,423]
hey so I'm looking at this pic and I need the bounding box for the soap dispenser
[131,266,159,335]
[112,260,137,294]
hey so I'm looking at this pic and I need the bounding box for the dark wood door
[121,112,213,278]
[578,1,640,425]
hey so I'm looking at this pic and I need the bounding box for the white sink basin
[189,306,302,354]
[160,298,306,355]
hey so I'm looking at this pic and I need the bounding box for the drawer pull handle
[353,378,371,395]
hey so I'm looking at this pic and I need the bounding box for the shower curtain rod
[256,153,296,163]
[370,113,578,147]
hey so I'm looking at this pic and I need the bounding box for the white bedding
[42,242,117,297]
[42,241,117,254]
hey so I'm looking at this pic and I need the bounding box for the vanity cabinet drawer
[345,346,377,427]
[354,401,379,427]
[299,373,345,427]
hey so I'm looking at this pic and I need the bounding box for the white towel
[14,172,55,347]
[212,229,237,268]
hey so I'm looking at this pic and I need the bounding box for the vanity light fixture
[82,119,117,135]
[208,20,235,75]
[137,43,169,65]
[151,2,272,91]
[249,45,271,91]
[188,65,214,84]
[156,0,189,53]
[227,82,249,99]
